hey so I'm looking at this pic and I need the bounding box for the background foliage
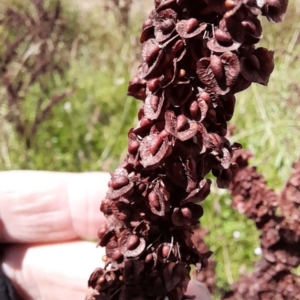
[0,0,299,297]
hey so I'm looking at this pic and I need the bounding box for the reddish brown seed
[145,253,153,263]
[150,135,163,155]
[181,207,192,219]
[214,28,232,43]
[161,19,174,32]
[145,43,160,64]
[162,245,170,258]
[189,100,199,117]
[142,18,152,29]
[248,54,261,70]
[110,175,129,189]
[186,18,198,33]
[159,129,169,139]
[208,109,216,119]
[200,92,211,103]
[102,255,108,262]
[148,191,160,208]
[172,39,184,53]
[224,0,236,8]
[118,209,131,221]
[97,276,105,285]
[210,55,224,81]
[147,78,160,92]
[178,69,186,77]
[97,225,107,239]
[111,249,122,261]
[127,235,139,250]
[100,199,110,213]
[138,87,146,98]
[140,117,152,127]
[138,183,146,192]
[176,115,188,131]
[128,139,140,154]
[242,20,256,34]
[150,94,160,111]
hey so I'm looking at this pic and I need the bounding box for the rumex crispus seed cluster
[223,151,300,300]
[86,0,288,299]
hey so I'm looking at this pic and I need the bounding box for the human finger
[2,241,211,300]
[0,171,110,243]
[1,241,105,300]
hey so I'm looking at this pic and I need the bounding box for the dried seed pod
[181,207,192,219]
[147,77,160,91]
[186,18,199,33]
[142,40,160,64]
[148,190,160,208]
[97,225,108,240]
[162,245,170,257]
[248,54,261,70]
[110,175,129,189]
[149,135,163,155]
[117,209,131,221]
[189,100,199,117]
[210,55,224,81]
[127,234,140,250]
[176,115,188,131]
[214,28,232,43]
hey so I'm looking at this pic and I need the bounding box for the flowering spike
[87,0,289,299]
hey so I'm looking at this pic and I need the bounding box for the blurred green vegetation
[0,0,299,297]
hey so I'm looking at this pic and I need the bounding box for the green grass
[0,0,300,298]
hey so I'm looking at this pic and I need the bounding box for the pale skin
[0,171,211,300]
